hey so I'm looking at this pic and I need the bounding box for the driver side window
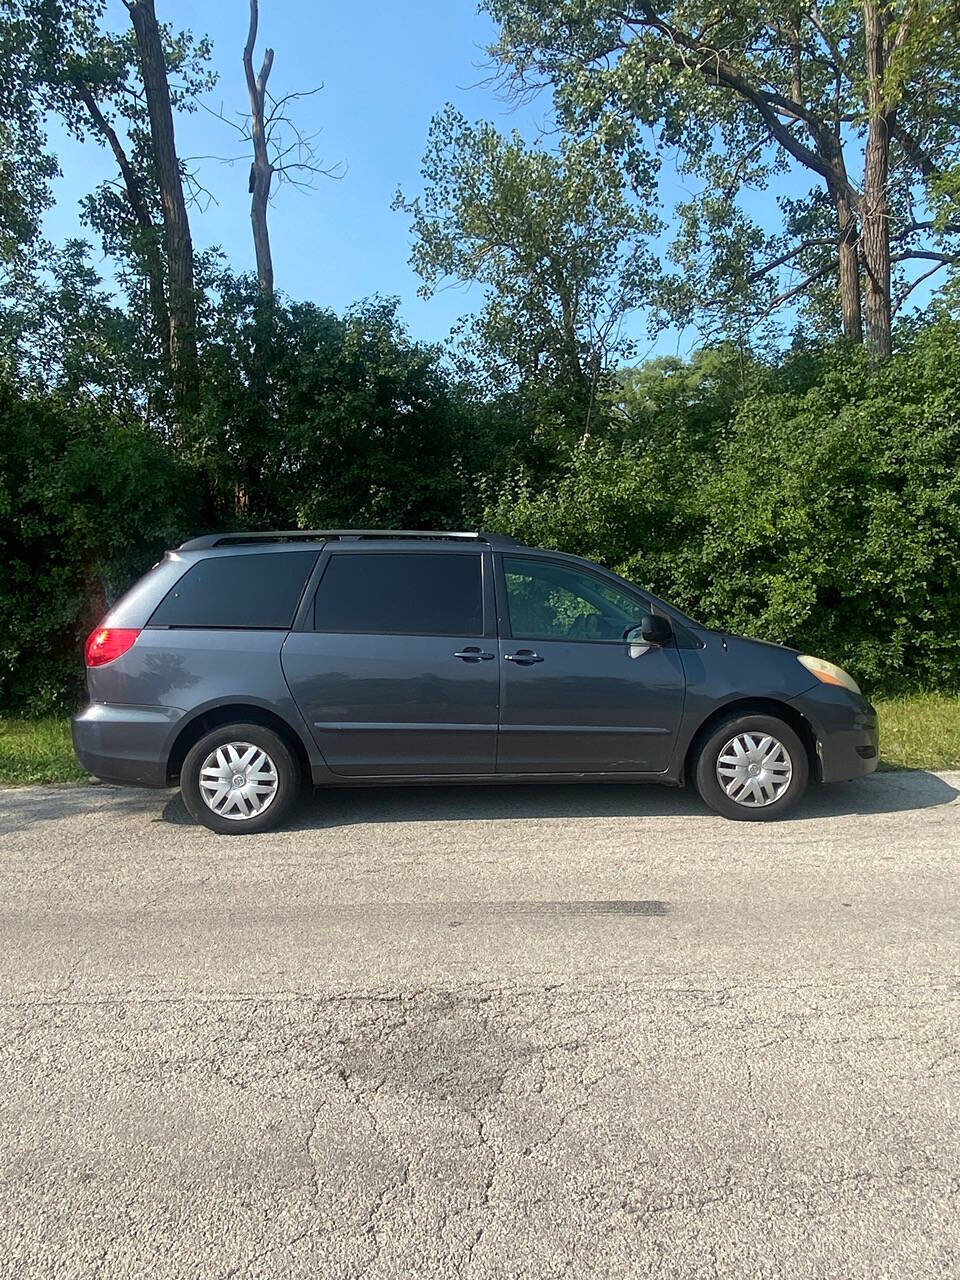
[502,556,647,643]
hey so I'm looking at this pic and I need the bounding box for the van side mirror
[639,613,672,646]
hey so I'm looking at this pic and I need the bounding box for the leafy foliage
[484,0,960,349]
[485,320,960,693]
[395,106,659,439]
[0,383,200,712]
[197,280,472,530]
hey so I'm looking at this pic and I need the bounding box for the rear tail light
[84,627,141,667]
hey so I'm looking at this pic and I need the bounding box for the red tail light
[84,627,141,667]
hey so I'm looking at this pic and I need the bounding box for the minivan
[72,530,878,833]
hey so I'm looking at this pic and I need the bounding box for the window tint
[313,552,482,636]
[149,551,318,629]
[503,557,646,642]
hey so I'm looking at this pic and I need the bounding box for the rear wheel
[181,723,300,834]
[694,714,808,821]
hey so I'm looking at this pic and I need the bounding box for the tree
[227,0,338,298]
[123,0,199,418]
[0,376,199,713]
[485,0,960,357]
[72,74,170,360]
[0,240,146,410]
[395,106,659,439]
[0,2,216,406]
[243,0,275,296]
[60,20,216,378]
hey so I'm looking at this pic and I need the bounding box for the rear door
[282,547,499,776]
[495,554,685,774]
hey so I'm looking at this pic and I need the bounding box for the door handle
[504,650,544,665]
[454,647,495,662]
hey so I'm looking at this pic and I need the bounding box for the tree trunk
[244,0,275,297]
[835,188,863,343]
[125,0,200,422]
[862,0,893,359]
[72,77,171,364]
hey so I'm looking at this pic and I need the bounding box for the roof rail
[177,529,521,551]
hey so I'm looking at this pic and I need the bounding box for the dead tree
[208,1,341,298]
[244,0,275,297]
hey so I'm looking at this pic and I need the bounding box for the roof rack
[177,529,521,551]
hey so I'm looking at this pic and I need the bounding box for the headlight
[797,654,861,695]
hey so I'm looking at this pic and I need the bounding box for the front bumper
[790,684,879,784]
[72,703,185,788]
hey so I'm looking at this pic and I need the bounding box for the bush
[486,322,960,695]
[0,385,199,713]
[197,286,471,530]
[692,329,960,691]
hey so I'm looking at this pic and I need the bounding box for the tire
[181,722,301,835]
[694,714,809,821]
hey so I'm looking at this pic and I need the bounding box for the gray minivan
[72,530,878,833]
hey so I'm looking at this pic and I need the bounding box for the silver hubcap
[716,732,793,807]
[199,741,279,821]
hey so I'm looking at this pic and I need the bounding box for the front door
[495,555,685,774]
[282,548,498,776]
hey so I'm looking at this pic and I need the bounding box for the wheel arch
[682,697,820,785]
[165,703,312,786]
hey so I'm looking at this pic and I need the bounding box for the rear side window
[149,551,318,629]
[313,552,482,636]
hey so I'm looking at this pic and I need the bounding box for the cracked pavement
[1,770,959,1278]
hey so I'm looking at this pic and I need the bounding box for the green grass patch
[0,717,86,785]
[874,693,960,772]
[0,694,958,785]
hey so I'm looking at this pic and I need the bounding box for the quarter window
[503,557,646,642]
[313,552,483,636]
[149,551,318,629]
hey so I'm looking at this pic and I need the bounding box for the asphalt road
[1,770,959,1279]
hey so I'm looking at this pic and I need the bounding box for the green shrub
[692,330,960,691]
[486,322,960,695]
[0,385,199,713]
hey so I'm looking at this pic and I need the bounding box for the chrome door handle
[504,650,544,664]
[454,647,495,662]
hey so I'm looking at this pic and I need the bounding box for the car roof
[177,530,525,553]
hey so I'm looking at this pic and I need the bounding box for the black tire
[181,722,301,835]
[694,713,809,821]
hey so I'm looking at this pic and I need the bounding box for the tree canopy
[484,0,960,355]
[395,106,659,438]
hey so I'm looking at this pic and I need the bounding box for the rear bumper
[790,685,879,784]
[72,703,185,788]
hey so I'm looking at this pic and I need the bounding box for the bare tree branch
[891,249,960,264]
[892,258,949,315]
[755,261,838,319]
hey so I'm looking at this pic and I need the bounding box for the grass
[0,716,86,785]
[873,693,960,772]
[0,694,958,784]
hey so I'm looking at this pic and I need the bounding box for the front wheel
[694,714,808,821]
[181,723,301,834]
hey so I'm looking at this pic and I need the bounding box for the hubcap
[716,732,793,807]
[199,741,279,821]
